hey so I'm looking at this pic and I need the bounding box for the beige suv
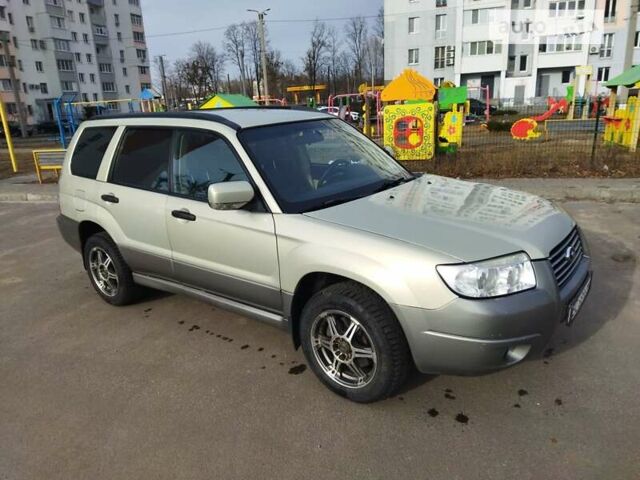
[58,108,592,402]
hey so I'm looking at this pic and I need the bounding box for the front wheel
[300,282,411,403]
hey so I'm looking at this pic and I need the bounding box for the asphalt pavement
[0,201,638,479]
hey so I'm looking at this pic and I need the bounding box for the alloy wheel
[88,246,119,297]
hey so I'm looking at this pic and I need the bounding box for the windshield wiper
[373,176,415,193]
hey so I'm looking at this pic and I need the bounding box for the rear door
[165,127,281,313]
[99,127,173,278]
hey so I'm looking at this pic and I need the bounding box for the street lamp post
[248,8,270,105]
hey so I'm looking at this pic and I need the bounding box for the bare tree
[326,26,341,95]
[303,20,329,91]
[244,21,264,98]
[191,41,225,94]
[224,23,249,95]
[345,16,368,86]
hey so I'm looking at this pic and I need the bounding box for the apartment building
[0,0,151,126]
[384,0,640,103]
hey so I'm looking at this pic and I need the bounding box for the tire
[300,281,411,403]
[83,232,138,306]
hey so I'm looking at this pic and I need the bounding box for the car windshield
[238,119,413,213]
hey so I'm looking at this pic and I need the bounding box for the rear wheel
[84,232,138,306]
[300,281,411,403]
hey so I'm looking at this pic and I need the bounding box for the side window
[111,128,172,192]
[172,129,248,201]
[70,126,116,179]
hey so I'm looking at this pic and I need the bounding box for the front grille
[549,227,584,287]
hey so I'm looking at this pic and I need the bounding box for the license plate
[566,274,591,325]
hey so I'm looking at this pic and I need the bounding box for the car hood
[304,175,574,262]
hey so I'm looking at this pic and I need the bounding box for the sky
[143,0,382,80]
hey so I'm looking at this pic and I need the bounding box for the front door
[165,128,281,313]
[101,127,173,278]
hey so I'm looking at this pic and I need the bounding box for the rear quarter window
[70,126,117,179]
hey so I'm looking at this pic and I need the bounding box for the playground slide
[510,97,568,140]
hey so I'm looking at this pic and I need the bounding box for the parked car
[317,105,358,122]
[467,98,498,117]
[57,108,592,402]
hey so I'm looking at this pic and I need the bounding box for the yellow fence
[33,149,66,184]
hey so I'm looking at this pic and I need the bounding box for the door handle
[171,209,196,222]
[101,193,119,204]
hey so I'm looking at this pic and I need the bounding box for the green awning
[604,65,640,88]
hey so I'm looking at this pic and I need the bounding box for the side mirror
[207,181,255,210]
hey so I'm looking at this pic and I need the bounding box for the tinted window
[111,128,171,192]
[172,129,248,200]
[70,126,116,179]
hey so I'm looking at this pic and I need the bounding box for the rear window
[70,126,117,179]
[110,128,172,192]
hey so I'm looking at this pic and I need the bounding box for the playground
[3,65,640,181]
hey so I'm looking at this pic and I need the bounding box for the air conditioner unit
[589,46,599,55]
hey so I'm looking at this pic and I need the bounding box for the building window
[56,59,74,71]
[40,82,48,94]
[138,66,148,74]
[464,40,503,55]
[82,93,89,102]
[597,67,610,82]
[114,13,119,26]
[408,48,420,65]
[30,39,39,50]
[136,49,147,61]
[435,14,446,39]
[89,73,96,83]
[86,53,92,63]
[463,7,501,25]
[75,52,82,62]
[93,93,99,101]
[61,80,76,92]
[50,16,65,29]
[99,63,113,73]
[120,50,125,62]
[434,77,444,87]
[125,85,130,94]
[71,32,78,42]
[408,16,419,34]
[18,59,22,71]
[35,61,44,72]
[523,0,532,8]
[13,36,18,49]
[131,13,142,26]
[79,73,85,83]
[26,16,35,31]
[434,46,446,68]
[117,32,122,41]
[67,10,75,22]
[141,82,152,90]
[102,82,116,92]
[519,55,528,71]
[436,0,447,6]
[0,7,5,19]
[8,13,13,25]
[123,67,128,76]
[604,0,616,22]
[133,31,145,43]
[561,70,572,83]
[83,33,89,43]
[549,0,586,17]
[538,33,583,53]
[130,0,140,5]
[54,39,71,51]
[0,79,13,91]
[94,25,108,36]
[79,12,85,23]
[600,33,614,58]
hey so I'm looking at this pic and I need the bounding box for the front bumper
[392,256,592,375]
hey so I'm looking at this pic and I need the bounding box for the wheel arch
[78,220,107,268]
[287,271,399,349]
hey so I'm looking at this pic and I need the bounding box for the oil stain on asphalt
[455,413,469,424]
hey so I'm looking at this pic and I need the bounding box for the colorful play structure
[379,69,468,160]
[54,88,162,147]
[603,64,640,152]
[510,97,569,140]
[286,84,326,106]
[200,93,257,109]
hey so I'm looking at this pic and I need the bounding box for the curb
[0,192,59,203]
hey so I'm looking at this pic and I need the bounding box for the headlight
[437,252,536,298]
